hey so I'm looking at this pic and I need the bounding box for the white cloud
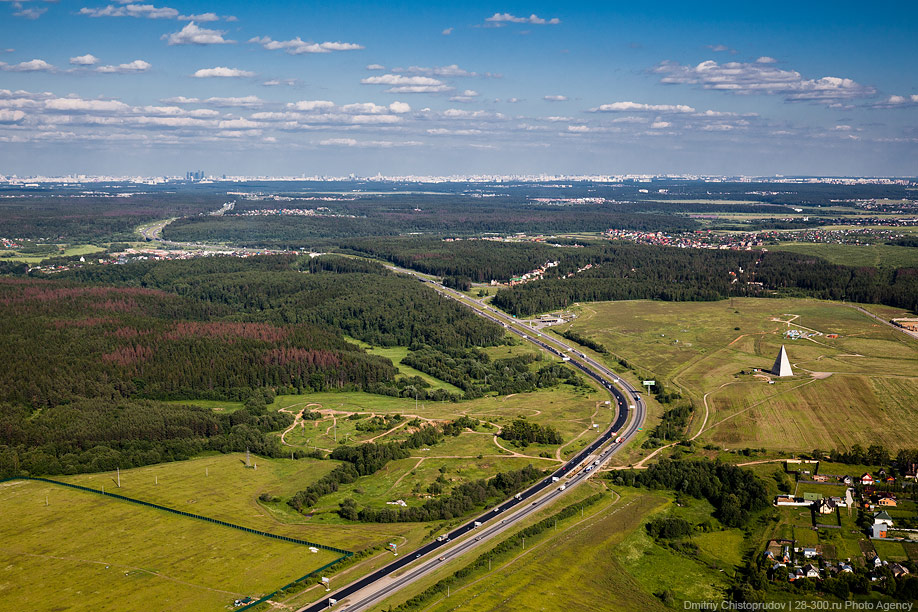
[567,125,591,133]
[366,63,386,70]
[44,97,131,113]
[396,64,476,77]
[653,59,875,102]
[427,128,482,135]
[160,96,199,104]
[12,3,47,19]
[705,44,734,53]
[80,4,180,19]
[339,102,390,114]
[218,118,260,129]
[450,90,480,102]
[441,109,505,120]
[192,67,254,78]
[361,74,450,93]
[388,101,411,114]
[319,138,421,148]
[485,13,560,25]
[287,100,335,111]
[650,121,671,129]
[755,56,778,64]
[262,78,297,87]
[70,54,99,66]
[203,96,263,108]
[0,59,55,72]
[544,95,568,102]
[442,27,453,35]
[181,12,218,22]
[96,59,151,73]
[879,94,918,107]
[164,22,234,45]
[506,97,521,103]
[249,36,363,55]
[0,109,26,123]
[590,101,695,113]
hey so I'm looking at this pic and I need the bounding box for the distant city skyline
[1,1,916,176]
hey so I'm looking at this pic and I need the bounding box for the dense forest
[498,418,564,446]
[56,255,505,349]
[0,191,226,242]
[0,398,297,478]
[401,347,585,399]
[0,256,510,477]
[0,277,396,407]
[613,458,770,527]
[491,245,918,315]
[163,204,698,248]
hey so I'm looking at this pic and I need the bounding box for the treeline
[0,191,225,242]
[645,403,693,445]
[401,346,585,398]
[814,445,918,476]
[558,329,608,354]
[498,418,563,445]
[612,458,769,527]
[164,202,698,248]
[0,398,293,479]
[349,464,543,523]
[492,245,918,315]
[341,237,567,282]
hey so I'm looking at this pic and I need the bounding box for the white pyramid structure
[771,345,793,377]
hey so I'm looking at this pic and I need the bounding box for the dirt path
[699,378,817,436]
[387,457,426,494]
[736,458,786,467]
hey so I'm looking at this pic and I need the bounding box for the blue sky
[0,0,916,176]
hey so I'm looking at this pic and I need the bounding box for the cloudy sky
[0,1,916,176]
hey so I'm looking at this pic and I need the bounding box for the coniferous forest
[0,256,508,478]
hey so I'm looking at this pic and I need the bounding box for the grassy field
[770,242,918,269]
[57,453,440,554]
[375,483,748,612]
[0,478,341,612]
[344,339,465,394]
[562,298,918,453]
[0,243,105,263]
[376,486,671,612]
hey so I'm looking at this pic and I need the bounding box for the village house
[890,563,910,579]
[877,496,897,507]
[860,473,875,485]
[802,564,821,579]
[871,511,894,539]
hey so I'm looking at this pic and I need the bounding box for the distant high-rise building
[185,170,204,181]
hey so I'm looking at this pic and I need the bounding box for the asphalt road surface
[296,272,646,612]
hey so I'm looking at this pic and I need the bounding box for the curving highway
[297,271,646,612]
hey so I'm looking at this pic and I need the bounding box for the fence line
[1,476,354,610]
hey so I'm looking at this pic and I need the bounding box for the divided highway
[298,271,646,612]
